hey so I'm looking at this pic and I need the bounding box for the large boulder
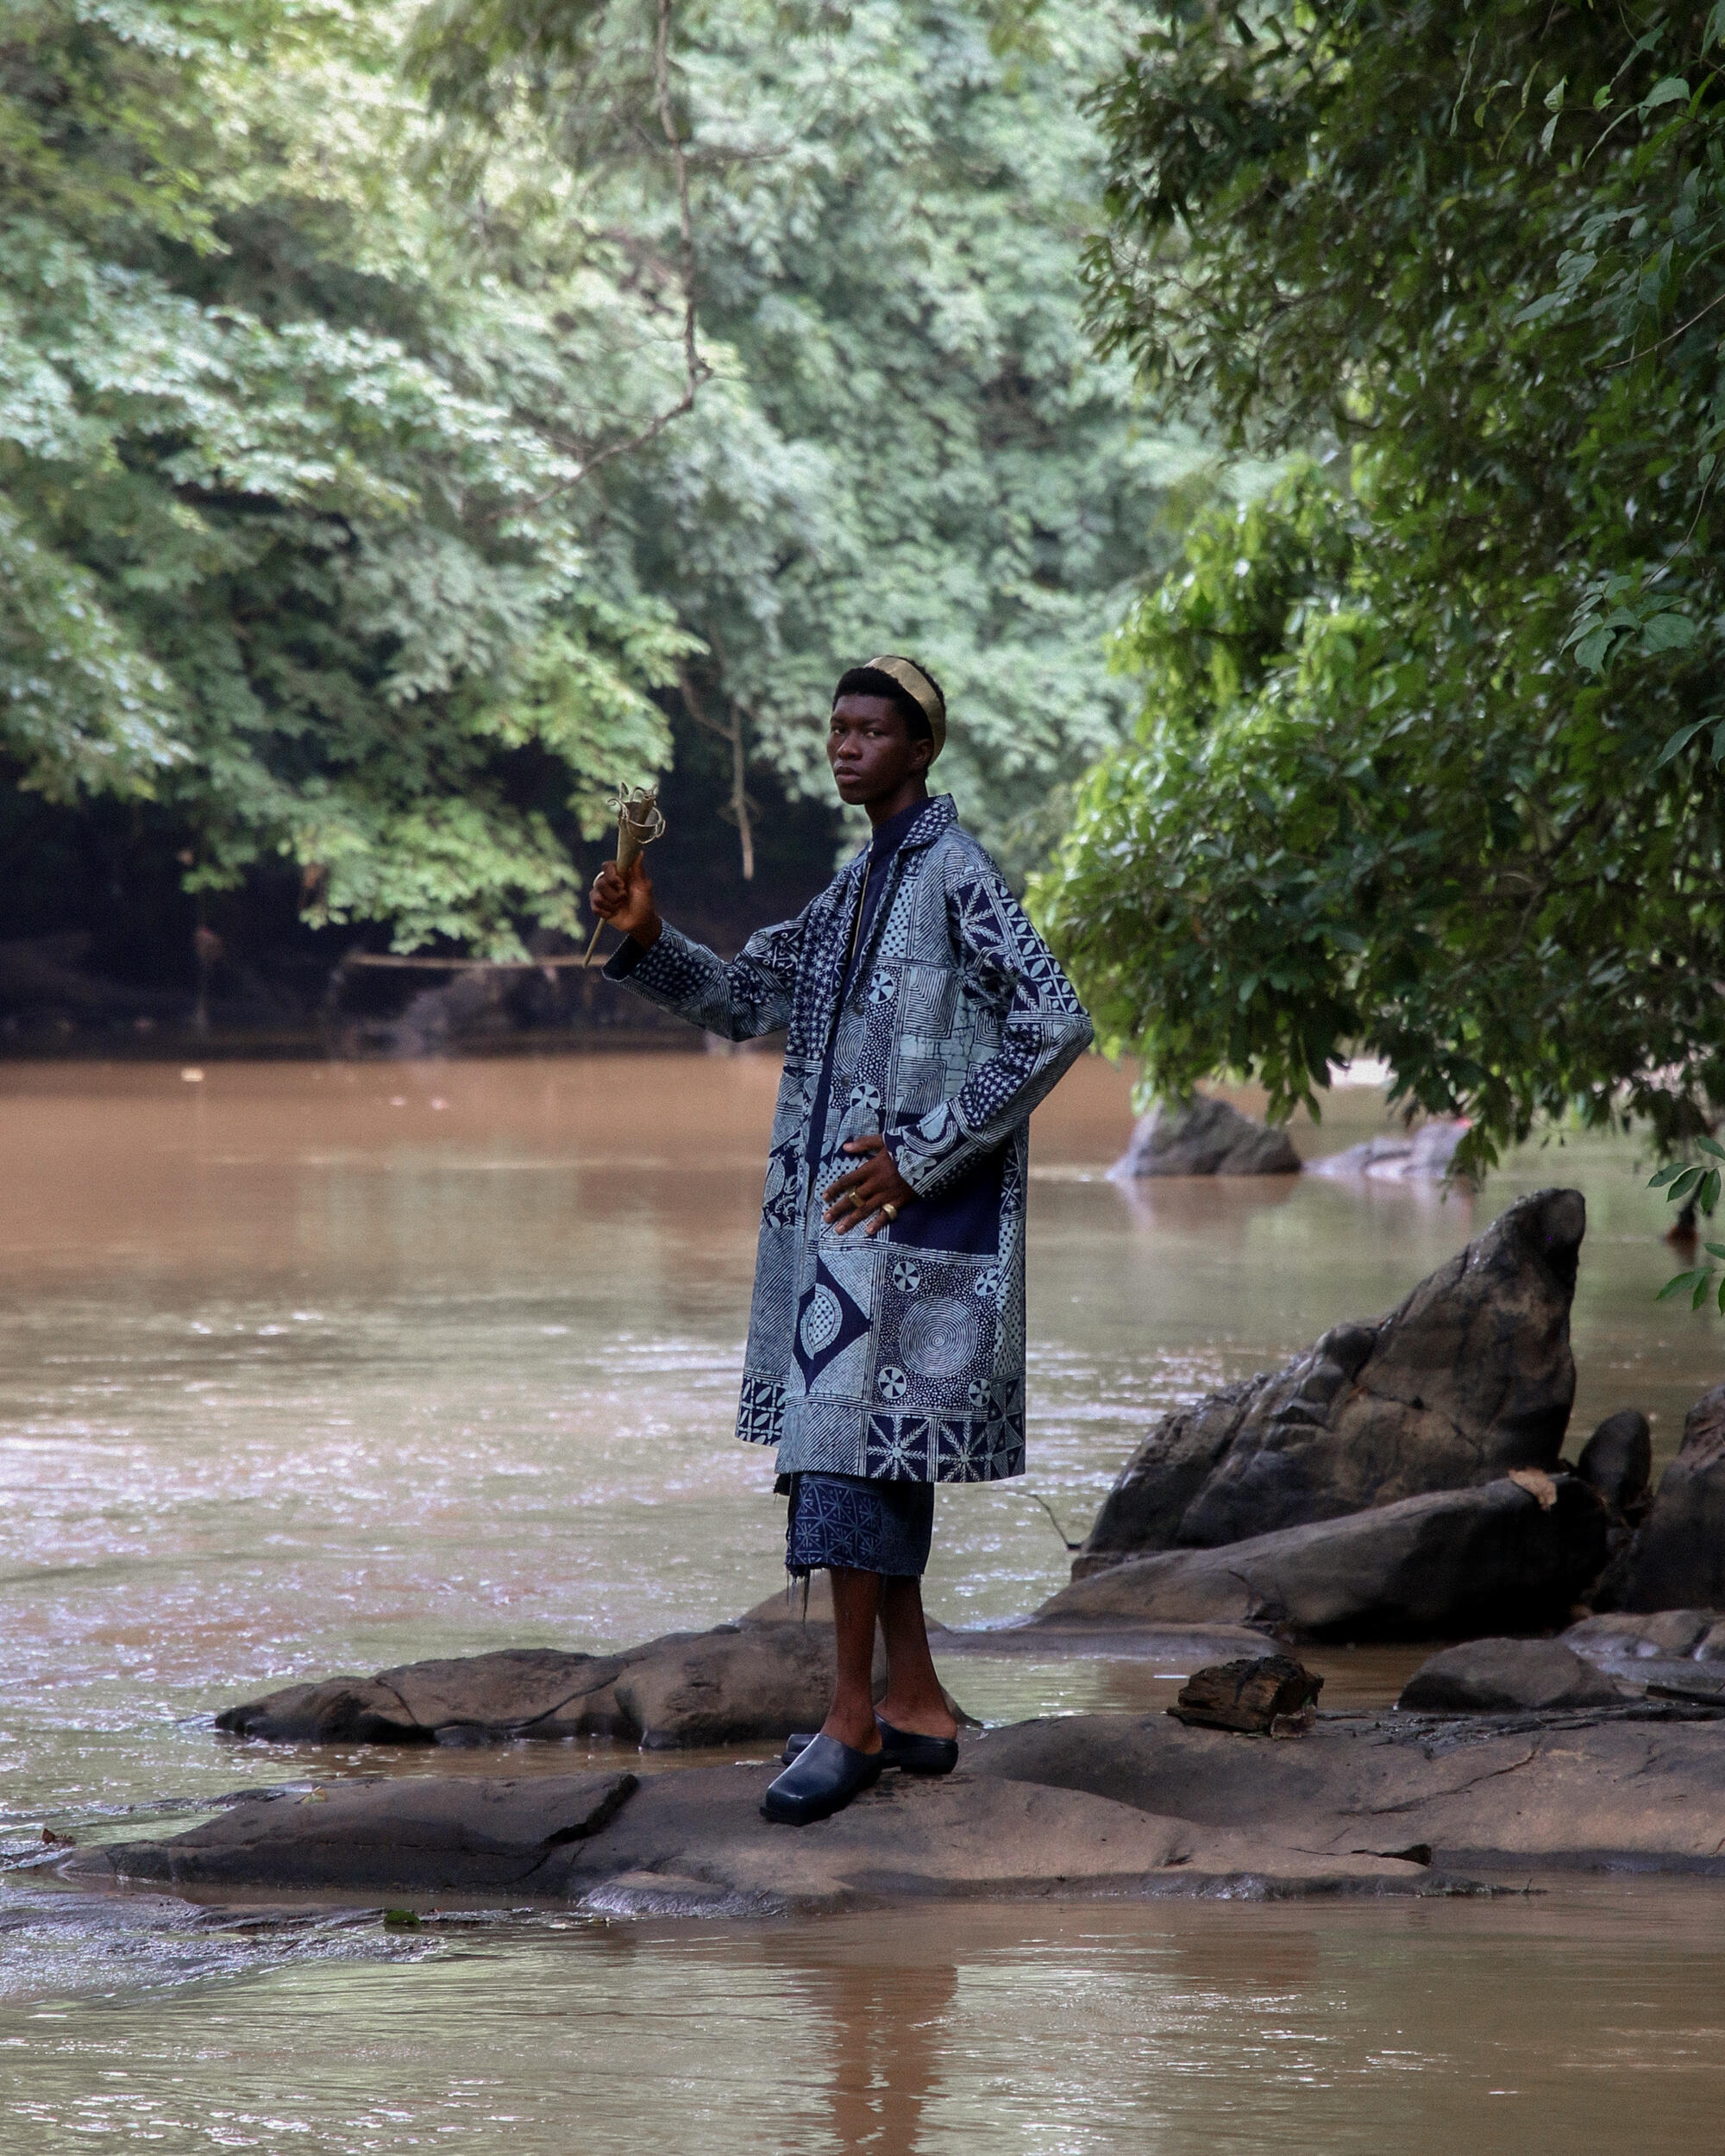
[1037,1475,1609,1642]
[1396,1638,1622,1714]
[215,1624,881,1751]
[1618,1383,1725,1612]
[1076,1187,1585,1570]
[1109,1094,1301,1179]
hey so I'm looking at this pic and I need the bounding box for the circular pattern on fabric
[892,1260,922,1294]
[898,1296,982,1379]
[876,1365,908,1400]
[974,1267,1000,1300]
[800,1286,844,1359]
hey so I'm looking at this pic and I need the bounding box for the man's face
[826,693,933,806]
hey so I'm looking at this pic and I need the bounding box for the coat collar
[844,793,956,872]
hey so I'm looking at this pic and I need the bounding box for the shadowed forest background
[5,0,1725,1188]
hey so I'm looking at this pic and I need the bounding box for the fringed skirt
[783,1471,935,1579]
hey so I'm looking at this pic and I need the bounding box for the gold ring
[881,1202,899,1222]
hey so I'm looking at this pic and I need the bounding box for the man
[589,656,1092,1823]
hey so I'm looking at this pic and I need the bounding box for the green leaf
[1655,719,1713,768]
[1702,1168,1722,1214]
[1658,1269,1711,1300]
[1640,611,1698,654]
[1649,1163,1687,1188]
[1641,77,1691,111]
[1697,1136,1725,1160]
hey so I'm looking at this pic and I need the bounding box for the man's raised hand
[589,856,662,950]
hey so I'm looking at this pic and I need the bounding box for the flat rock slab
[215,1625,877,1751]
[67,1773,638,1894]
[969,1708,1725,1868]
[64,1764,1428,1912]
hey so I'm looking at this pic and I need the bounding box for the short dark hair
[832,660,944,744]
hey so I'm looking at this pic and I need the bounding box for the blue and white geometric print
[608,791,1093,1485]
[794,1257,872,1391]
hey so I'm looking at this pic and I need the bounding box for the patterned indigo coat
[607,794,1092,1482]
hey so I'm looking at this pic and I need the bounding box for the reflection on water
[1,1055,1722,2147]
[8,1885,1725,2153]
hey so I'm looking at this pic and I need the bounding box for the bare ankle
[820,1702,882,1752]
[875,1694,958,1740]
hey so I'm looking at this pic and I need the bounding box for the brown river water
[2,1053,1722,2152]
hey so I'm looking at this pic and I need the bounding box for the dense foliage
[414,0,1188,885]
[3,0,1182,971]
[2,1,688,955]
[1032,1,1725,1164]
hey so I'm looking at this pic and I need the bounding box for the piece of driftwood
[1168,1654,1324,1736]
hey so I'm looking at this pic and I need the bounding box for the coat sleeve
[890,853,1094,1200]
[602,908,810,1042]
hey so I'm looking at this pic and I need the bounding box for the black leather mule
[760,1733,883,1825]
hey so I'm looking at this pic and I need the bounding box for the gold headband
[865,654,945,761]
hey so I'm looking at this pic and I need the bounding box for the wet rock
[1168,1654,1323,1733]
[1108,1095,1301,1179]
[1396,1639,1622,1714]
[66,1764,1431,1908]
[1565,1609,1721,1662]
[1307,1120,1469,1182]
[1617,1384,1725,1613]
[1574,1409,1653,1518]
[1559,1609,1725,1700]
[1076,1188,1585,1569]
[968,1705,1725,1870]
[1040,1476,1609,1641]
[216,1626,878,1751]
[68,1772,638,1892]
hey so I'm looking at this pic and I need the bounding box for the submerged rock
[1307,1120,1470,1182]
[1109,1095,1301,1179]
[1396,1639,1622,1714]
[1076,1187,1585,1570]
[1039,1476,1609,1641]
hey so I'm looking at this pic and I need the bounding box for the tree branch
[486,0,710,523]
